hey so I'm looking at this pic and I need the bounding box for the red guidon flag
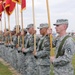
[0,0,4,15]
[5,0,16,15]
[21,0,26,12]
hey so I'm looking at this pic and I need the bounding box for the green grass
[0,62,13,75]
[72,54,75,74]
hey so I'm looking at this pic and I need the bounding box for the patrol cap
[53,19,68,26]
[24,28,27,32]
[13,25,20,31]
[37,23,48,29]
[21,28,27,33]
[26,24,34,29]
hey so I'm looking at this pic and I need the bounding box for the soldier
[21,28,27,47]
[4,29,11,46]
[0,30,4,45]
[22,24,37,75]
[17,29,28,74]
[47,19,75,75]
[11,28,17,48]
[34,23,50,75]
[11,26,20,70]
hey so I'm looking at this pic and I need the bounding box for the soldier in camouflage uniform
[4,29,11,46]
[17,28,28,74]
[47,19,75,75]
[34,23,50,75]
[11,28,17,48]
[0,31,3,44]
[20,29,28,47]
[22,24,37,75]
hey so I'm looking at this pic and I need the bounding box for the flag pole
[8,16,10,31]
[17,3,19,33]
[16,3,20,47]
[15,3,19,34]
[4,13,6,30]
[21,10,23,30]
[0,18,3,42]
[46,0,53,56]
[3,7,6,30]
[21,0,24,48]
[15,6,17,34]
[8,15,12,43]
[32,0,36,53]
[21,12,23,30]
[15,5,18,34]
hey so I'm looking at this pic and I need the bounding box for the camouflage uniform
[4,31,11,46]
[24,33,29,45]
[52,34,75,75]
[23,34,37,75]
[22,24,37,75]
[0,34,2,42]
[52,19,75,75]
[35,35,50,75]
[12,35,18,46]
[0,31,3,41]
[0,32,4,45]
[35,23,50,75]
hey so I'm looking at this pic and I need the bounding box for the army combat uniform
[35,35,50,75]
[21,23,37,75]
[52,34,75,75]
[22,34,37,75]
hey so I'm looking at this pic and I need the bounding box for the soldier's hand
[16,44,19,48]
[50,56,55,62]
[33,50,37,55]
[22,48,25,52]
[21,30,24,36]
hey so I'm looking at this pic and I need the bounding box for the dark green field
[0,62,13,75]
[72,54,75,74]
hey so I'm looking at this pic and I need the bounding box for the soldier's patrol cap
[26,24,34,29]
[37,23,48,29]
[13,25,20,31]
[53,19,68,25]
[24,28,27,32]
[21,28,27,33]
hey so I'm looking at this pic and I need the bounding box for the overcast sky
[2,0,75,33]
